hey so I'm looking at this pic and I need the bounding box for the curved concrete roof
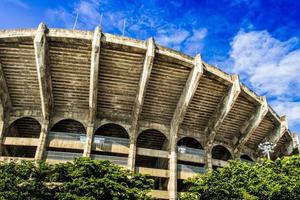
[0,23,297,159]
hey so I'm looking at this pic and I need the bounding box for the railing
[91,154,128,166]
[177,146,206,156]
[93,135,130,147]
[45,151,82,160]
[48,131,86,142]
[177,164,207,174]
[241,158,255,165]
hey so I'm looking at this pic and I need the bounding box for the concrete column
[0,119,4,156]
[83,124,94,157]
[234,152,241,161]
[127,136,136,171]
[205,145,212,169]
[293,133,299,154]
[168,131,177,200]
[35,120,49,160]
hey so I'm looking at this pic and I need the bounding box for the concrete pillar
[127,136,136,171]
[0,119,4,156]
[234,152,241,161]
[83,124,94,157]
[168,133,177,200]
[205,145,212,169]
[292,133,299,149]
[35,120,49,160]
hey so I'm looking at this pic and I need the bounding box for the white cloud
[75,0,100,19]
[155,28,190,50]
[184,28,208,56]
[46,8,75,29]
[230,30,300,96]
[43,0,207,53]
[155,27,207,53]
[229,30,300,129]
[272,101,300,128]
[3,0,29,9]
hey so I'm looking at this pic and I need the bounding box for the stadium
[0,23,299,199]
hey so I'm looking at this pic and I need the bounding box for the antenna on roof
[122,19,126,36]
[73,13,79,30]
[99,13,103,28]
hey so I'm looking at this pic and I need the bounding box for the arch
[240,154,254,161]
[50,116,87,130]
[212,145,232,161]
[94,123,129,139]
[8,115,42,127]
[137,129,168,150]
[5,117,41,138]
[138,125,169,140]
[50,119,86,134]
[177,137,203,149]
[213,141,234,156]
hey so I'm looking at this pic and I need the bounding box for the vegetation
[1,155,299,200]
[181,155,300,200]
[0,157,154,200]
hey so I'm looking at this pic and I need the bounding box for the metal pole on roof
[99,13,103,28]
[73,13,79,30]
[122,19,126,36]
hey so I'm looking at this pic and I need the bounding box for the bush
[0,157,155,200]
[181,155,300,200]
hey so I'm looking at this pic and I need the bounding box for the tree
[181,155,300,200]
[0,158,155,200]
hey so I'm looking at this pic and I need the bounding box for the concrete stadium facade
[0,23,299,199]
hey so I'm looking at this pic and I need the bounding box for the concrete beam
[170,54,203,132]
[254,116,288,158]
[130,38,155,134]
[234,96,268,154]
[0,62,11,122]
[84,27,102,157]
[268,116,288,145]
[127,38,155,171]
[168,54,203,200]
[88,26,101,124]
[0,62,11,154]
[205,75,241,146]
[276,130,295,157]
[285,139,295,155]
[34,23,52,121]
[273,136,294,157]
[34,23,53,160]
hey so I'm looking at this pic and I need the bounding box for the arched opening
[212,145,232,170]
[212,145,232,161]
[50,119,86,133]
[241,154,253,161]
[136,129,169,191]
[272,132,293,159]
[6,117,41,138]
[91,123,129,166]
[177,137,203,156]
[137,129,168,150]
[2,117,41,158]
[45,119,86,161]
[177,137,206,192]
[240,154,255,164]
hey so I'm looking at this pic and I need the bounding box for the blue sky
[1,0,300,136]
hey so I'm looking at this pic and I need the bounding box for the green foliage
[181,155,300,200]
[0,158,154,200]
